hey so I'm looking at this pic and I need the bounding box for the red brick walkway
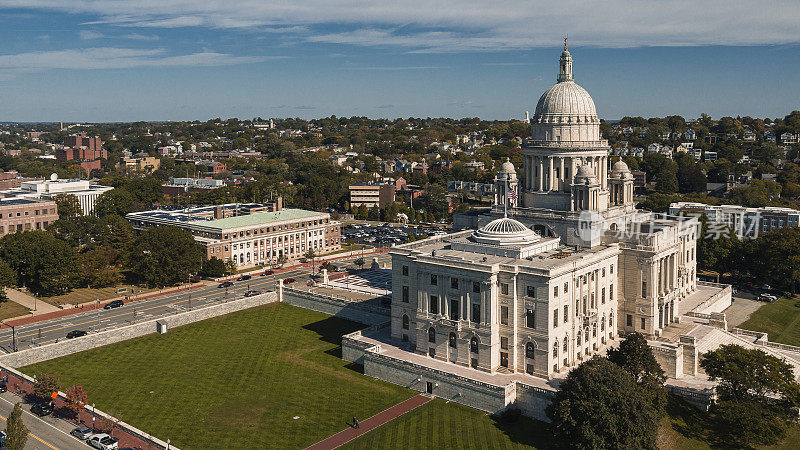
[305,394,431,450]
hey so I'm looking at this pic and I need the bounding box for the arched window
[526,342,535,359]
[592,322,597,338]
[553,341,558,358]
[470,337,479,353]
[449,332,457,348]
[609,312,614,329]
[563,337,568,353]
[402,314,409,330]
[428,328,436,343]
[577,330,582,346]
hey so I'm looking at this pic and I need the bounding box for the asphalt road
[0,252,391,353]
[0,392,83,449]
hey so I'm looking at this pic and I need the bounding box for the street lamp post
[92,403,95,431]
[1,321,16,353]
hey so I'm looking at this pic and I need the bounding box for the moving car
[71,426,95,440]
[31,402,54,416]
[261,270,274,276]
[104,300,124,310]
[218,281,234,288]
[244,290,261,297]
[237,275,252,281]
[284,278,296,284]
[66,330,88,339]
[87,433,119,450]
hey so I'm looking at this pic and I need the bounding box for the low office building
[126,200,341,269]
[669,202,800,238]
[162,177,225,197]
[0,175,112,215]
[349,182,396,209]
[0,198,58,236]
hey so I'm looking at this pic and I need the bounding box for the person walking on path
[353,416,359,429]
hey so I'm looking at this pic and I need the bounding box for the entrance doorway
[426,382,433,394]
[500,352,508,367]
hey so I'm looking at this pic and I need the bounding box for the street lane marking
[0,406,60,449]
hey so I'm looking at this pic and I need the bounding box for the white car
[87,433,118,450]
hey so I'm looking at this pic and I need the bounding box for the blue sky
[0,1,799,123]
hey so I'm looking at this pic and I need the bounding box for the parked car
[218,281,234,288]
[87,433,119,450]
[66,330,88,339]
[284,278,296,284]
[104,300,124,310]
[71,426,95,440]
[761,284,772,291]
[0,430,6,447]
[261,270,274,276]
[31,402,54,416]
[244,290,261,297]
[759,293,778,302]
[0,381,6,393]
[237,275,252,281]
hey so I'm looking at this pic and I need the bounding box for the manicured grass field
[342,398,550,450]
[41,284,158,307]
[22,303,414,449]
[0,300,30,320]
[738,296,800,346]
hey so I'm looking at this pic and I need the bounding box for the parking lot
[342,223,446,247]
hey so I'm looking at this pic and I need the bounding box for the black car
[237,275,252,281]
[104,299,124,310]
[31,402,54,416]
[0,382,6,393]
[218,281,234,288]
[243,290,261,297]
[66,330,88,339]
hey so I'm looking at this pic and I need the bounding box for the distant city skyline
[0,1,799,122]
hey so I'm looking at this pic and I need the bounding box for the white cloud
[124,33,160,41]
[1,1,800,50]
[0,47,270,71]
[79,30,103,40]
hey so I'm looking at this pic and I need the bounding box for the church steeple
[558,39,573,83]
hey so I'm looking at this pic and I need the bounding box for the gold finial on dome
[564,36,568,51]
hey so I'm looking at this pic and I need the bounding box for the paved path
[4,289,60,315]
[305,395,431,450]
[724,296,765,327]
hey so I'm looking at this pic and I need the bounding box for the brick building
[0,198,58,236]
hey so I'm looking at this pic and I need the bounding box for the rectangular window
[501,337,509,350]
[602,268,606,277]
[526,309,535,328]
[564,282,568,293]
[554,286,559,297]
[601,287,606,305]
[430,274,437,286]
[642,281,647,298]
[610,264,614,274]
[471,304,481,323]
[450,299,459,321]
[402,286,409,303]
[610,284,614,301]
[627,314,633,327]
[553,309,559,327]
[501,306,509,325]
[526,286,536,298]
[501,283,509,295]
[472,281,480,293]
[402,265,409,276]
[429,295,438,314]
[641,318,646,330]
[451,278,459,290]
[563,305,568,323]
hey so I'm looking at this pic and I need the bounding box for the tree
[546,358,662,449]
[701,344,800,447]
[64,385,87,419]
[5,403,28,450]
[0,231,80,296]
[201,257,227,278]
[607,332,665,384]
[354,257,365,270]
[127,226,204,287]
[224,258,237,275]
[52,193,82,219]
[94,188,135,218]
[276,254,288,268]
[32,373,60,402]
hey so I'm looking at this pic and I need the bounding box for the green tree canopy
[5,403,28,450]
[52,193,82,219]
[0,231,80,296]
[94,188,136,218]
[128,225,204,287]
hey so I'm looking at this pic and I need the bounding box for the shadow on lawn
[490,412,552,449]
[302,316,363,346]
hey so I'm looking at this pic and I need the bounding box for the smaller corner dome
[472,217,540,246]
[499,158,516,174]
[573,164,598,184]
[611,160,632,178]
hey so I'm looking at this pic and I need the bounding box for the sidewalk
[4,288,60,315]
[305,395,430,450]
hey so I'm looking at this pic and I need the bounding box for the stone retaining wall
[0,292,278,368]
[281,288,389,326]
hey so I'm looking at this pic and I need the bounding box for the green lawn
[41,284,158,307]
[342,399,550,450]
[22,303,414,449]
[0,300,30,320]
[738,296,800,347]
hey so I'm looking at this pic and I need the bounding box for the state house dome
[530,43,602,143]
[472,217,540,246]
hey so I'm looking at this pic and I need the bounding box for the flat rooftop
[128,206,328,230]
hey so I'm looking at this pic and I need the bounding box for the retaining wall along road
[281,287,390,325]
[0,291,278,368]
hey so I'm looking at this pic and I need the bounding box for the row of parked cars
[71,426,125,449]
[342,223,444,247]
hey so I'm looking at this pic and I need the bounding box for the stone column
[559,157,565,192]
[538,158,544,191]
